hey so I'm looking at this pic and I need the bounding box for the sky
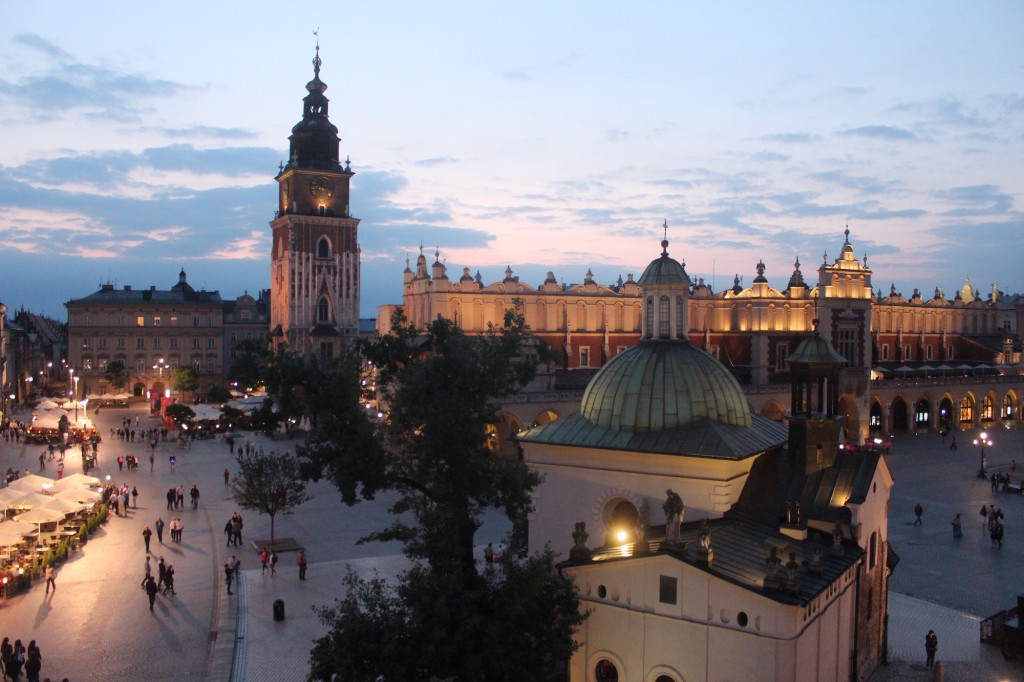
[1,2,1023,320]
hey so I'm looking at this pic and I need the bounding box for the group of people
[260,547,278,575]
[142,555,178,611]
[0,637,43,681]
[980,504,1006,549]
[102,483,138,516]
[164,484,199,510]
[224,512,244,547]
[115,454,140,470]
[0,419,27,443]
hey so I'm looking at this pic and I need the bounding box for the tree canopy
[104,360,130,390]
[301,306,585,681]
[231,448,310,543]
[171,367,198,401]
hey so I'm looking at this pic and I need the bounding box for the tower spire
[313,28,321,77]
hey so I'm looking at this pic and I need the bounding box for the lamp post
[73,375,80,421]
[975,431,992,478]
[24,375,32,405]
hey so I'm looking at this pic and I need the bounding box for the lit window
[137,316,144,327]
[579,348,590,368]
[154,316,161,327]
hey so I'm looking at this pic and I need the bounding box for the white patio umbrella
[35,399,60,410]
[191,404,223,421]
[0,519,42,536]
[0,528,27,559]
[9,493,69,513]
[13,506,64,524]
[50,473,102,492]
[52,487,101,504]
[5,474,59,494]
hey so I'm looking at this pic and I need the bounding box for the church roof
[637,239,692,288]
[517,410,788,460]
[581,515,865,607]
[580,341,752,431]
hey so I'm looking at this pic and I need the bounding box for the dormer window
[317,296,330,323]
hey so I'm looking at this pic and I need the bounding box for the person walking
[190,484,200,509]
[951,514,963,539]
[913,503,923,526]
[925,629,938,668]
[145,575,158,611]
[150,453,155,471]
[141,556,152,589]
[132,485,139,508]
[980,504,989,530]
[142,525,153,552]
[165,488,175,511]
[155,516,165,544]
[224,519,234,547]
[297,548,307,581]
[224,467,230,486]
[157,556,167,592]
[261,547,269,574]
[992,521,1004,549]
[270,549,278,576]
[225,563,235,595]
[162,564,176,595]
[44,565,56,595]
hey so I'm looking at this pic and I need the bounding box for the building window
[137,316,144,327]
[83,358,92,370]
[775,343,788,371]
[83,315,90,327]
[170,316,178,326]
[117,315,124,326]
[82,338,91,349]
[946,345,954,360]
[153,338,160,349]
[1003,319,1012,331]
[117,337,125,349]
[207,338,216,349]
[318,297,330,323]
[904,345,912,361]
[960,395,974,423]
[710,345,720,359]
[658,296,670,338]
[136,359,145,372]
[659,575,677,605]
[170,338,178,348]
[209,316,215,327]
[837,327,857,367]
[240,309,251,321]
[579,347,590,368]
[207,357,216,371]
[99,338,107,349]
[926,345,933,360]
[98,358,107,372]
[869,532,877,569]
[229,332,237,343]
[882,344,889,360]
[595,660,619,682]
[317,236,331,258]
[320,342,334,360]
[193,316,200,327]
[169,358,179,370]
[153,316,161,327]
[192,338,200,349]
[98,315,105,326]
[136,338,145,349]
[192,358,201,371]
[982,396,994,421]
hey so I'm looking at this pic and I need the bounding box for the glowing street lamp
[73,375,80,420]
[975,431,992,478]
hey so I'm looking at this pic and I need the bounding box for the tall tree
[231,449,310,542]
[171,367,198,401]
[302,306,585,681]
[104,360,131,391]
[228,337,271,391]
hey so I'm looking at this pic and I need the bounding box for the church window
[737,612,749,627]
[904,345,912,360]
[709,345,719,359]
[655,677,677,682]
[926,345,933,360]
[869,532,877,569]
[579,347,590,368]
[320,342,334,360]
[658,296,670,338]
[881,344,889,360]
[1002,395,1014,419]
[837,326,857,367]
[595,660,618,682]
[318,297,330,323]
[645,297,654,337]
[658,575,677,605]
[317,236,332,258]
[675,296,684,337]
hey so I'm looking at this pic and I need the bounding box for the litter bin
[273,599,285,621]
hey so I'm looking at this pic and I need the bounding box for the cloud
[501,71,530,81]
[808,170,891,195]
[758,132,821,144]
[412,157,458,167]
[839,125,917,141]
[606,127,629,141]
[937,184,1015,216]
[13,33,73,61]
[161,125,258,140]
[751,150,789,162]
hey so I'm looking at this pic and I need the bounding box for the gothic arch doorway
[914,398,931,430]
[870,400,884,433]
[938,397,954,431]
[891,398,910,431]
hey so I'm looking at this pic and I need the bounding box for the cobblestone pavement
[870,426,1024,681]
[5,403,1024,680]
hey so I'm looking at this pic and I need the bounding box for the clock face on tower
[310,176,335,201]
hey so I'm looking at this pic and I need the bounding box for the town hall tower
[270,44,360,356]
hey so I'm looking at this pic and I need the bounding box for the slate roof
[583,514,864,607]
[517,411,788,460]
[68,284,220,306]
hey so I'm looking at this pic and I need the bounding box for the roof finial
[844,225,850,243]
[312,28,322,77]
[661,219,669,256]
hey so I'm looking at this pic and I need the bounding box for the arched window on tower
[645,297,654,338]
[675,296,684,337]
[317,296,330,323]
[317,236,331,258]
[658,296,670,338]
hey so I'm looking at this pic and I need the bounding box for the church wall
[525,445,759,556]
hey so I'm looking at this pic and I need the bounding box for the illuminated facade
[387,227,1024,443]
